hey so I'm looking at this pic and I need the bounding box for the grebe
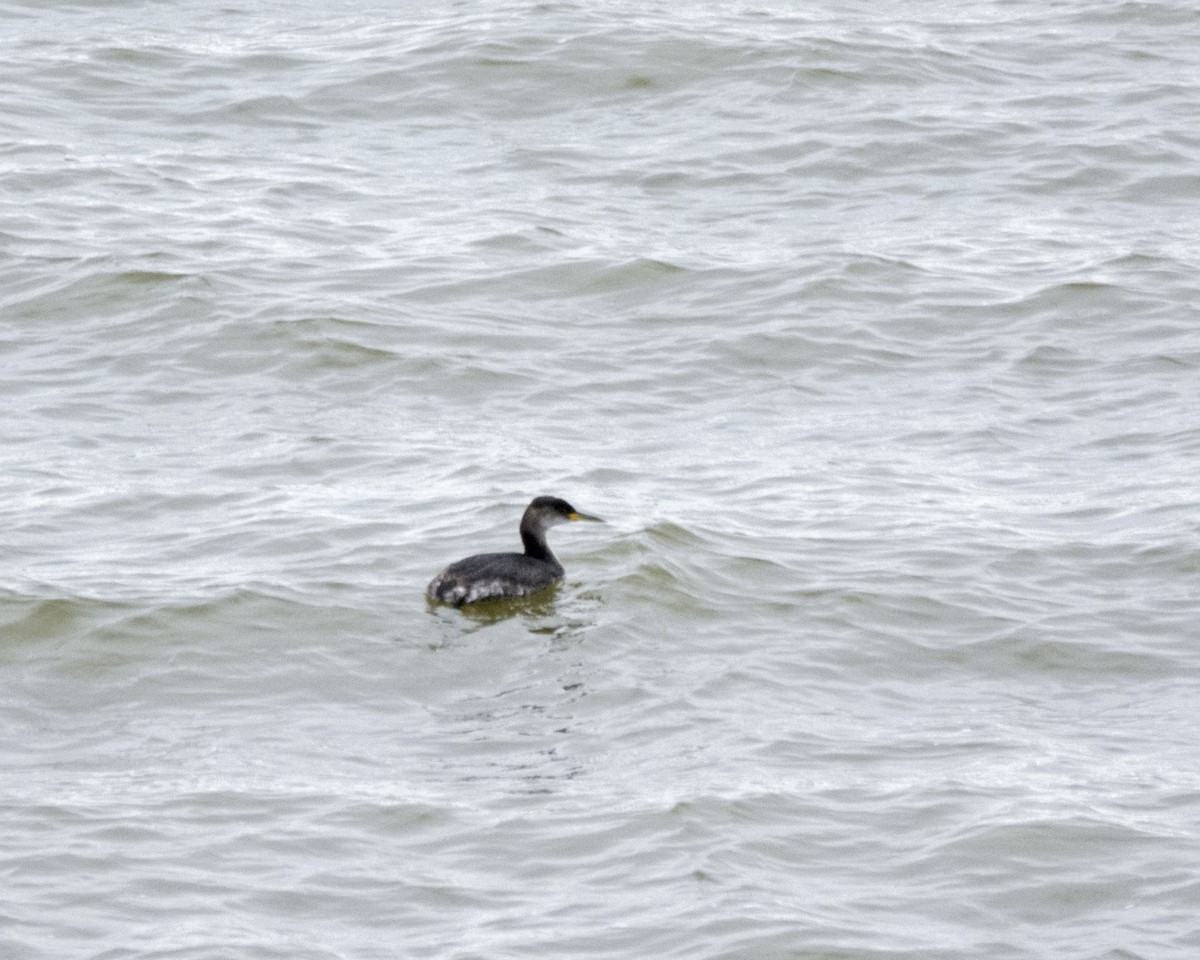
[426,496,602,607]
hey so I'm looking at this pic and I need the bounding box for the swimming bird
[426,496,603,607]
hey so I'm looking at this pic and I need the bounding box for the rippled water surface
[3,1,1200,957]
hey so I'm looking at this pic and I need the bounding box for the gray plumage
[426,496,602,607]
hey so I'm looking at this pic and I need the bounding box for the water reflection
[414,586,602,794]
[425,582,602,651]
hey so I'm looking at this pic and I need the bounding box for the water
[3,0,1199,957]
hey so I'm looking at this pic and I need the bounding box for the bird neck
[520,522,558,564]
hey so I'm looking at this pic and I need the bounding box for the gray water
[3,1,1200,957]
